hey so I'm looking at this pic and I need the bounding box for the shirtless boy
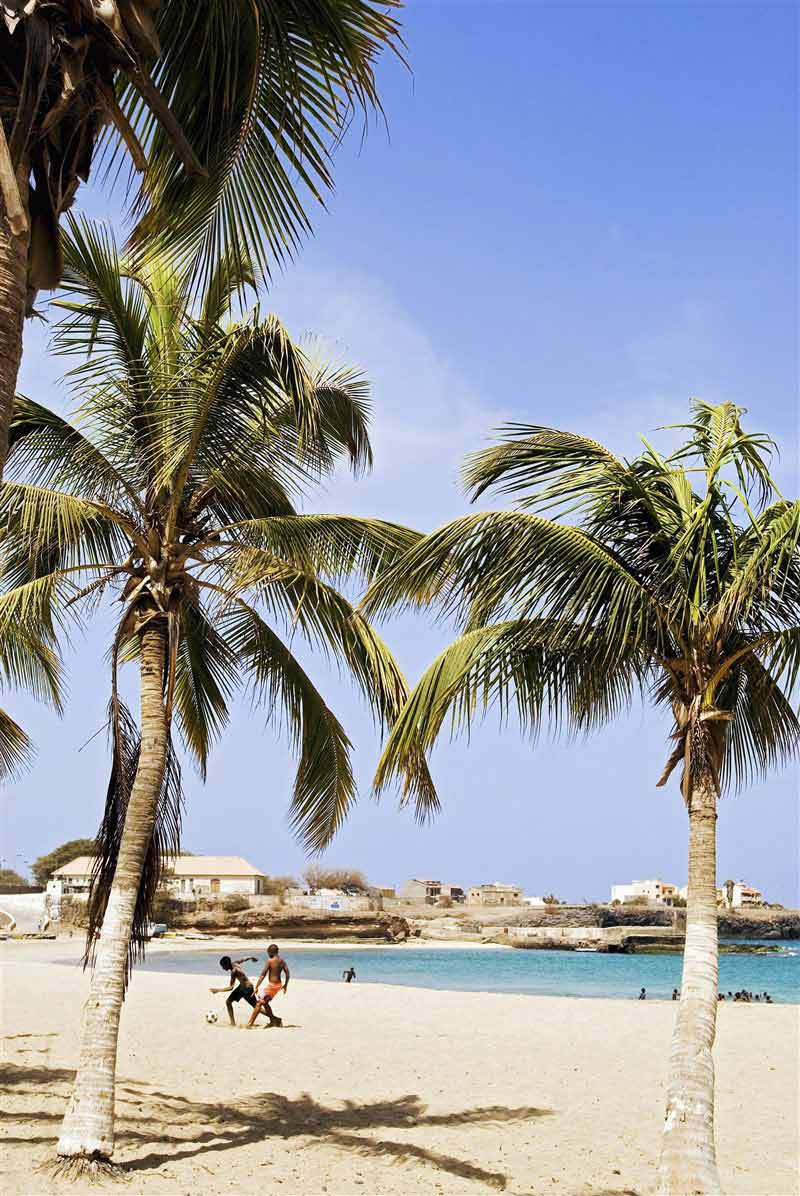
[247,944,290,1028]
[209,955,258,1026]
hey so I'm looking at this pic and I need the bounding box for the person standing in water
[247,944,290,1027]
[343,967,356,983]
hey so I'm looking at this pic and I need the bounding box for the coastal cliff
[171,907,411,943]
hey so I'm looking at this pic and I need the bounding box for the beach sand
[1,941,797,1196]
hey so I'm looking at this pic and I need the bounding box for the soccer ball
[206,1010,218,1024]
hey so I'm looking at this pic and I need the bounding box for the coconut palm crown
[362,402,799,1194]
[0,0,403,475]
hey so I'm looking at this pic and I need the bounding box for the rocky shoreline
[147,903,800,952]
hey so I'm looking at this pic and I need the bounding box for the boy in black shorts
[209,955,258,1026]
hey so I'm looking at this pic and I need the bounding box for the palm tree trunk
[0,171,30,479]
[658,772,721,1195]
[56,622,168,1166]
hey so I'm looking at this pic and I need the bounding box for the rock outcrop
[171,907,411,943]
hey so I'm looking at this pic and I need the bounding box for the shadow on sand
[1,1062,559,1191]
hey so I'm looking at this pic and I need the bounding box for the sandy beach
[1,941,797,1196]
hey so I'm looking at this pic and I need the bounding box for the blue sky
[3,1,798,903]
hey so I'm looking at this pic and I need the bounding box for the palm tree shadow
[2,1062,554,1191]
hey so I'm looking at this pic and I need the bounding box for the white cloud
[264,265,509,529]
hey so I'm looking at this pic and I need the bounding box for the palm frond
[7,394,139,510]
[55,217,151,393]
[716,653,800,792]
[716,500,800,633]
[158,313,321,495]
[665,399,778,507]
[226,514,421,585]
[463,423,622,509]
[220,599,356,852]
[206,561,438,820]
[0,707,33,783]
[173,602,240,776]
[373,620,647,795]
[124,0,404,289]
[1,482,130,573]
[362,510,674,656]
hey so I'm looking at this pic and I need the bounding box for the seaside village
[39,853,765,915]
[0,853,771,957]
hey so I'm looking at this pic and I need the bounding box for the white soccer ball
[206,1010,218,1024]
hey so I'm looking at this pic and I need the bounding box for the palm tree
[362,401,799,1195]
[2,216,434,1171]
[0,0,403,476]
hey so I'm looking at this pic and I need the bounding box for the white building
[164,856,268,898]
[610,879,679,906]
[46,857,95,899]
[48,854,269,902]
[678,881,764,908]
[730,882,763,907]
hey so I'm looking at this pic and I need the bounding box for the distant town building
[610,879,678,906]
[400,879,443,904]
[467,883,524,907]
[46,857,95,898]
[522,895,547,907]
[47,854,269,901]
[730,882,763,907]
[679,880,764,908]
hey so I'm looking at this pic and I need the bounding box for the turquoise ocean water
[130,941,800,1002]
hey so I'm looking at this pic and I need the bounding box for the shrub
[0,869,32,889]
[222,894,249,913]
[261,874,298,897]
[31,838,97,886]
[302,866,369,892]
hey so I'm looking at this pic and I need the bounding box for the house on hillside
[400,879,465,905]
[400,879,442,904]
[679,880,764,908]
[164,856,268,898]
[467,883,523,907]
[610,879,678,906]
[48,854,269,901]
[729,881,763,907]
[46,857,95,898]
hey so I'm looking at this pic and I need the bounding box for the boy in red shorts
[247,943,290,1028]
